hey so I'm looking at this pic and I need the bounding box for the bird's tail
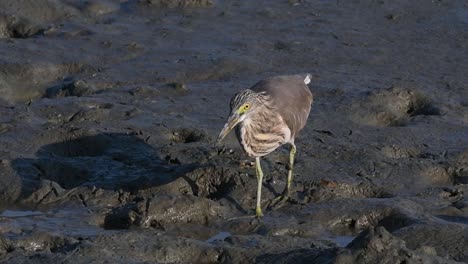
[304,73,311,84]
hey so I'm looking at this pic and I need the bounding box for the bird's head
[217,89,261,144]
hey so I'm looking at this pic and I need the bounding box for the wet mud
[0,0,467,263]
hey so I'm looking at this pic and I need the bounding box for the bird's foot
[227,208,263,221]
[268,194,290,210]
[227,215,257,221]
[256,207,264,217]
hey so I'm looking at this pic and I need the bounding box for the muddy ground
[0,0,467,263]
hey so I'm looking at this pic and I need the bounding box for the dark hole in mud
[405,99,440,117]
[8,27,42,39]
[0,15,44,39]
[38,134,112,157]
[330,210,413,235]
[354,87,441,127]
[450,167,468,184]
[148,219,165,230]
[167,82,189,94]
[183,167,242,200]
[390,88,440,118]
[49,241,79,254]
[171,128,206,143]
[103,205,138,229]
[165,155,181,164]
[44,79,93,98]
[377,213,414,232]
[206,177,237,200]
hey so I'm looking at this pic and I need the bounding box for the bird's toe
[268,195,290,210]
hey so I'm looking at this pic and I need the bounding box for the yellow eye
[238,103,250,114]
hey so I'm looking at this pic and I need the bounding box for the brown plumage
[217,74,313,217]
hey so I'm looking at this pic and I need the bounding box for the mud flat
[0,0,467,263]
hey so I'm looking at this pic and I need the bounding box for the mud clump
[0,14,43,38]
[78,0,120,17]
[379,144,421,159]
[0,232,79,255]
[182,166,244,199]
[45,79,94,99]
[255,248,335,264]
[255,226,457,263]
[328,205,414,235]
[0,0,73,23]
[352,86,440,127]
[171,128,207,143]
[128,86,160,97]
[140,0,215,8]
[103,195,230,230]
[338,226,457,264]
[0,62,94,103]
[394,223,468,261]
[448,149,468,184]
[300,180,391,203]
[422,165,454,186]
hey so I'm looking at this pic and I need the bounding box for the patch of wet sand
[0,0,467,263]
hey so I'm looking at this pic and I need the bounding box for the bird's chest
[236,116,291,157]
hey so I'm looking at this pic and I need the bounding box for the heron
[217,74,313,217]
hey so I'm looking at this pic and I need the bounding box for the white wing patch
[304,74,311,84]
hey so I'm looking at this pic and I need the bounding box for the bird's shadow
[11,133,198,202]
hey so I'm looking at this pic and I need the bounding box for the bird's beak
[217,113,241,144]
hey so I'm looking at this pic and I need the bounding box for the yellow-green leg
[284,143,296,197]
[270,143,296,208]
[255,157,264,217]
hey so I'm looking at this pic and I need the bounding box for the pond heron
[217,74,313,217]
